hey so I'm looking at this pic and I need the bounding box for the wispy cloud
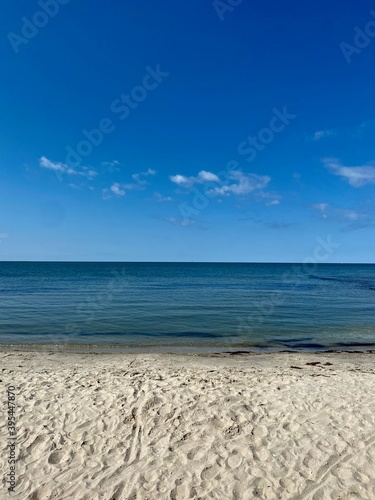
[169,174,192,187]
[266,221,291,229]
[132,168,157,182]
[156,215,209,230]
[170,169,272,199]
[40,156,97,179]
[102,182,133,199]
[102,169,156,199]
[154,192,172,202]
[238,215,291,229]
[163,216,197,227]
[101,160,120,173]
[312,202,373,231]
[208,171,270,197]
[312,203,329,219]
[111,183,126,197]
[170,170,220,188]
[102,160,119,167]
[311,120,375,142]
[312,130,334,141]
[323,157,375,187]
[255,192,282,206]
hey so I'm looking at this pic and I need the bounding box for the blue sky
[1,0,375,262]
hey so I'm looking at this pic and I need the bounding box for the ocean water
[0,262,375,351]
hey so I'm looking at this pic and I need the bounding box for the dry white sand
[1,348,375,499]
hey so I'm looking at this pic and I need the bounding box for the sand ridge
[1,350,375,499]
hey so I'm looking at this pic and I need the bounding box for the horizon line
[0,260,374,265]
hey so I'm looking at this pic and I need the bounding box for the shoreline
[1,342,375,356]
[1,349,375,498]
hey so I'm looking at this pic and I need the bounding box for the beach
[1,348,375,499]
[0,347,375,500]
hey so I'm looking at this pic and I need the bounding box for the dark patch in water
[335,342,375,347]
[309,274,375,291]
[270,337,313,343]
[287,343,325,349]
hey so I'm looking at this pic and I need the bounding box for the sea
[0,262,375,352]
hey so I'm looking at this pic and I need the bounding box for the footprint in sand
[48,449,68,465]
[253,425,268,438]
[226,452,243,469]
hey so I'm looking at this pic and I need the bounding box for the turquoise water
[0,262,375,351]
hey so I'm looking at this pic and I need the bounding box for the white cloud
[102,160,119,166]
[169,174,193,187]
[104,167,157,199]
[311,120,375,143]
[336,208,369,228]
[197,170,220,183]
[312,130,334,141]
[164,217,197,227]
[253,191,281,206]
[324,157,375,187]
[123,182,146,190]
[102,160,120,173]
[341,210,360,221]
[40,156,65,172]
[206,171,270,197]
[154,192,172,202]
[102,182,126,199]
[169,170,220,188]
[102,174,152,199]
[110,183,126,197]
[132,168,157,181]
[107,181,145,197]
[40,156,97,179]
[312,202,372,230]
[85,169,98,179]
[145,168,156,176]
[170,169,271,199]
[312,202,329,219]
[313,202,329,212]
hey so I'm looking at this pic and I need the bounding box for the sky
[1,0,375,262]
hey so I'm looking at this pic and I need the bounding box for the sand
[1,348,375,499]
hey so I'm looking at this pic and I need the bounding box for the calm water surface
[0,262,374,351]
